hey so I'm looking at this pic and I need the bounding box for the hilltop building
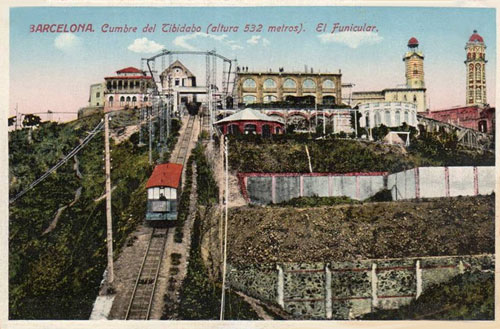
[215,108,284,136]
[78,82,105,118]
[236,68,342,106]
[352,37,427,113]
[160,60,207,112]
[103,67,154,112]
[424,31,494,133]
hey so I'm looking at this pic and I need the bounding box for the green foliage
[9,112,180,319]
[362,271,494,320]
[228,131,494,174]
[192,143,219,206]
[176,210,258,320]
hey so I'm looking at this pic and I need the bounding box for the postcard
[2,1,498,328]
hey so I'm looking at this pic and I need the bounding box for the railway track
[125,115,196,320]
[125,227,168,320]
[173,115,195,166]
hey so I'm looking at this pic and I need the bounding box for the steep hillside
[9,112,180,319]
[228,133,494,174]
[226,195,494,265]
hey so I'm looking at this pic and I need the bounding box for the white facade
[359,102,418,128]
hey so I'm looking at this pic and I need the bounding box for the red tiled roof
[104,76,152,79]
[117,67,143,74]
[146,163,183,189]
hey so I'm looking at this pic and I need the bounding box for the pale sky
[9,6,496,121]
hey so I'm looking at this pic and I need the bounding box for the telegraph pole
[148,106,152,165]
[104,112,114,285]
[220,136,229,320]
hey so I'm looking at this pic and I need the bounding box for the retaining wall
[227,254,494,320]
[240,172,387,205]
[239,166,495,204]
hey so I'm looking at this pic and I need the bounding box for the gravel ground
[226,195,495,265]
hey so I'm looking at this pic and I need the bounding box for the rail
[172,115,195,166]
[125,227,169,320]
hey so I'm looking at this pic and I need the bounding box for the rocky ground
[226,195,495,265]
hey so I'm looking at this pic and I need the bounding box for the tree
[22,114,41,128]
[8,116,17,127]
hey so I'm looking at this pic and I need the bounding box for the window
[283,79,296,89]
[96,92,100,98]
[97,102,99,106]
[302,79,316,89]
[243,95,257,104]
[243,79,256,88]
[263,95,277,103]
[262,124,271,138]
[395,111,401,126]
[384,111,391,126]
[132,96,137,102]
[476,64,481,81]
[374,111,381,126]
[244,124,257,134]
[109,96,114,104]
[322,80,335,89]
[126,96,131,102]
[263,79,276,89]
[413,95,417,102]
[404,111,409,124]
[175,79,180,86]
[144,96,148,102]
[120,96,125,102]
[227,124,240,135]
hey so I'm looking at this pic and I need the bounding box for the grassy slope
[228,134,494,174]
[362,271,494,320]
[9,113,179,319]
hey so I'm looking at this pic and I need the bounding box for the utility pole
[148,106,152,165]
[104,112,114,285]
[220,136,229,320]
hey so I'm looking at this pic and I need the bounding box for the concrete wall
[227,254,494,320]
[242,172,387,204]
[387,166,495,200]
[242,166,494,204]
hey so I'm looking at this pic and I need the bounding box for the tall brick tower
[465,30,487,106]
[403,37,425,89]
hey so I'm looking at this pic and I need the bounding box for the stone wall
[240,166,495,204]
[227,254,494,319]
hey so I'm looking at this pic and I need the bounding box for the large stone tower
[465,30,487,106]
[403,37,425,89]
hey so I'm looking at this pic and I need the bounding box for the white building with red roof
[104,66,154,112]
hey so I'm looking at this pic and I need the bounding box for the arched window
[243,95,257,104]
[135,81,140,88]
[132,96,137,102]
[227,124,240,135]
[413,95,417,102]
[244,124,257,134]
[283,79,297,89]
[118,80,123,90]
[303,79,316,89]
[120,96,125,102]
[404,111,409,124]
[124,81,128,89]
[144,96,148,102]
[126,96,131,102]
[322,79,335,89]
[112,81,117,89]
[476,87,481,100]
[475,64,481,80]
[242,79,256,88]
[394,111,401,126]
[374,111,381,126]
[263,95,277,103]
[384,111,391,126]
[263,79,276,89]
[108,96,114,105]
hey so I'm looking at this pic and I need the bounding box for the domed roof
[408,37,419,48]
[469,30,484,43]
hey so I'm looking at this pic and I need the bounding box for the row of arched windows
[368,110,413,127]
[108,95,148,105]
[106,80,144,90]
[242,78,336,90]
